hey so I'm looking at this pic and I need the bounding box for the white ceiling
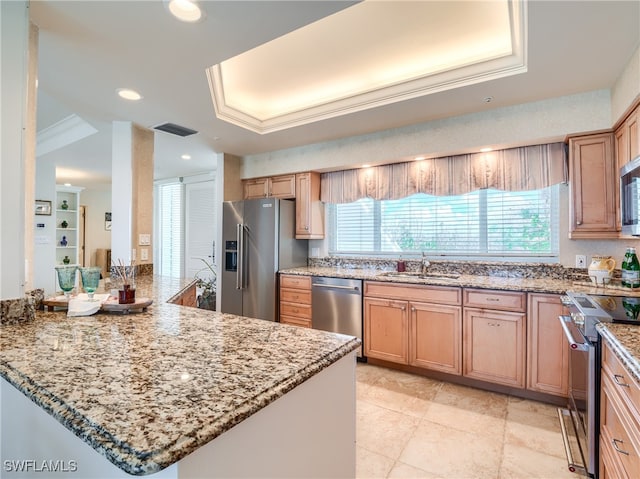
[31,0,640,189]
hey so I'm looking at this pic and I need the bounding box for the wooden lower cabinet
[463,307,526,388]
[410,301,462,375]
[364,297,409,364]
[171,283,197,307]
[279,274,312,328]
[600,340,640,478]
[527,293,569,396]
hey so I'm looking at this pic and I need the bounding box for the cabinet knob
[305,226,309,231]
[577,221,582,225]
[411,307,416,312]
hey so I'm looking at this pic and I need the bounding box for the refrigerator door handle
[236,223,244,290]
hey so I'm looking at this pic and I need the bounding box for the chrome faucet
[421,252,430,274]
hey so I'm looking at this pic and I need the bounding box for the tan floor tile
[357,362,388,386]
[434,382,510,419]
[399,419,503,478]
[505,412,565,459]
[499,443,576,479]
[356,446,396,479]
[388,461,444,478]
[508,396,561,419]
[359,372,441,418]
[357,400,421,460]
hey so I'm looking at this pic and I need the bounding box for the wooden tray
[43,296,153,314]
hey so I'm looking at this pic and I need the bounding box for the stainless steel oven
[559,291,640,477]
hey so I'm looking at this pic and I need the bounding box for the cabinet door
[616,105,639,171]
[410,301,462,375]
[269,175,296,198]
[463,307,525,388]
[527,293,569,397]
[244,178,269,199]
[569,132,618,238]
[628,108,639,163]
[295,172,324,239]
[364,297,409,364]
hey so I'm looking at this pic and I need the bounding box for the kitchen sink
[378,271,460,280]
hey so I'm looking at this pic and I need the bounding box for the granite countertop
[279,265,640,296]
[0,275,361,475]
[597,323,640,384]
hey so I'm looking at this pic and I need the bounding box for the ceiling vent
[153,122,198,137]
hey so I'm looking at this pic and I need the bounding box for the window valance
[320,142,567,204]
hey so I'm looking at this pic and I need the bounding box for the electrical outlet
[576,254,587,268]
[140,248,149,261]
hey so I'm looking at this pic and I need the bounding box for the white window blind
[158,183,183,277]
[329,186,559,257]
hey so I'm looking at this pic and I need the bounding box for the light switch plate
[139,233,151,246]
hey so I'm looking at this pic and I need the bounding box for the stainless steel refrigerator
[221,198,308,321]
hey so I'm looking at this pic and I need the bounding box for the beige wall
[242,90,612,179]
[131,124,154,266]
[81,188,112,268]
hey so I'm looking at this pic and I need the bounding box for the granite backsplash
[308,256,593,282]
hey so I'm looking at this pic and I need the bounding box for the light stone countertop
[598,323,640,383]
[0,275,361,475]
[279,265,640,296]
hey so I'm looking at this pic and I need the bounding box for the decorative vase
[60,235,68,247]
[62,255,71,265]
[60,200,69,210]
[118,284,136,304]
[60,220,68,228]
[588,255,615,286]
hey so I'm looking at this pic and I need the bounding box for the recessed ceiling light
[167,0,204,23]
[116,88,143,101]
[181,154,191,160]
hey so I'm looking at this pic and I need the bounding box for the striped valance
[320,142,567,204]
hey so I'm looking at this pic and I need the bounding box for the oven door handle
[558,315,590,351]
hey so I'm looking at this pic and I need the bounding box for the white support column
[111,121,135,266]
[0,1,29,298]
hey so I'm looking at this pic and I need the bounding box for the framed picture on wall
[105,212,112,230]
[35,200,52,216]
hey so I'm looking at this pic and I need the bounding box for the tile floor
[356,363,578,479]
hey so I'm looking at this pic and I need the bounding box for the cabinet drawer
[601,374,640,479]
[280,315,311,328]
[364,281,461,305]
[280,302,311,319]
[603,342,640,431]
[463,288,526,312]
[280,275,311,290]
[280,288,311,304]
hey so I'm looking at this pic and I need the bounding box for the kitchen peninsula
[0,276,361,478]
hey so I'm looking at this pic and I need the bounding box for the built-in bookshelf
[55,185,83,266]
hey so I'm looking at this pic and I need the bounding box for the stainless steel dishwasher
[311,277,363,357]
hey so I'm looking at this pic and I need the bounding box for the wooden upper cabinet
[244,175,295,199]
[269,175,296,198]
[616,103,639,171]
[569,132,619,238]
[295,172,324,239]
